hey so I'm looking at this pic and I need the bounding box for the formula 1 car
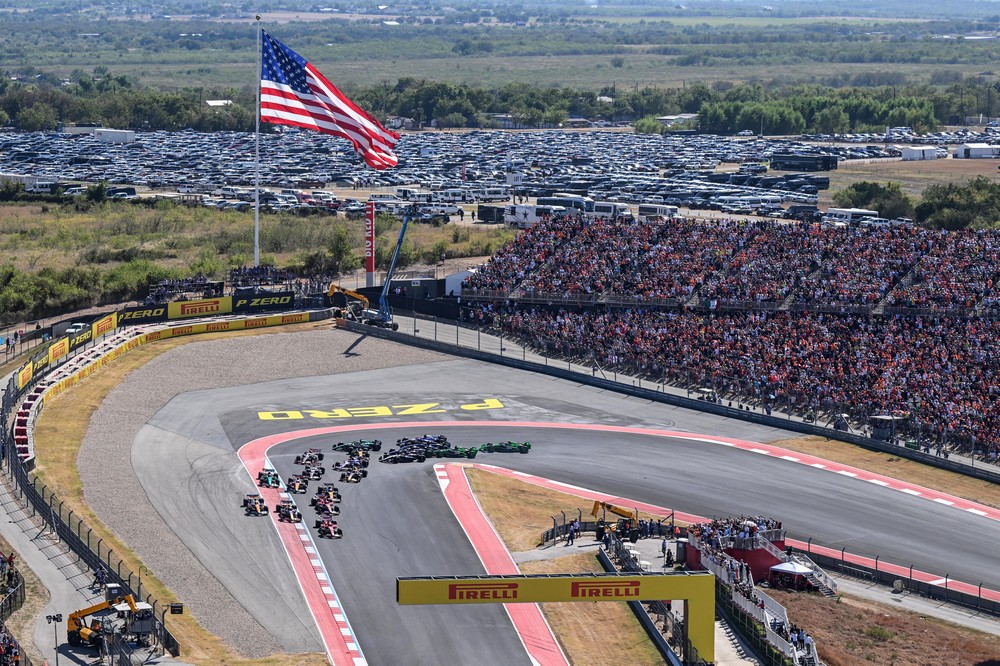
[302,464,326,480]
[339,468,366,483]
[333,457,368,471]
[310,483,341,506]
[314,498,341,518]
[480,441,532,454]
[333,439,382,452]
[257,469,281,488]
[275,499,302,523]
[294,448,325,465]
[432,446,478,459]
[286,475,309,494]
[397,434,448,447]
[378,450,426,464]
[317,519,343,539]
[242,494,269,516]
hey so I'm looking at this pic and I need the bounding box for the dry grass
[768,436,1000,509]
[32,322,330,666]
[468,468,662,665]
[770,589,1000,666]
[466,468,596,552]
[520,553,663,666]
[819,157,1000,207]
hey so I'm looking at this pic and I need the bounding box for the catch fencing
[0,328,185,655]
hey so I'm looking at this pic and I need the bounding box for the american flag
[260,31,399,170]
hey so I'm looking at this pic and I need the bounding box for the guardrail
[799,546,1000,618]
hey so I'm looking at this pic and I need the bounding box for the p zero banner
[31,348,49,375]
[118,305,169,325]
[47,336,70,366]
[233,292,295,314]
[68,327,93,352]
[397,572,716,662]
[365,202,376,273]
[167,297,233,320]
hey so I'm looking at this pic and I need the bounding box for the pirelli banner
[397,572,715,662]
[16,363,33,392]
[47,336,71,366]
[168,297,233,320]
[119,294,295,326]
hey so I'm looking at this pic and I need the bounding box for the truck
[503,204,566,228]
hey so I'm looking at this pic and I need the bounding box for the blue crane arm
[378,212,411,322]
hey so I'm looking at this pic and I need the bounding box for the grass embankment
[31,322,331,666]
[467,468,665,665]
[771,589,1000,666]
[0,201,509,275]
[767,436,1000,510]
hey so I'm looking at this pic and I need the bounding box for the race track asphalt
[135,357,1000,665]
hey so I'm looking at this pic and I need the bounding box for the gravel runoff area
[76,327,450,658]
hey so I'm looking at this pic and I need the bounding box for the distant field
[126,56,986,93]
[819,157,1000,207]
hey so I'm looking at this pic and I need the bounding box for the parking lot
[0,126,997,218]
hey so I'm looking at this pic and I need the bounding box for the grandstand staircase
[758,535,838,598]
[875,262,924,314]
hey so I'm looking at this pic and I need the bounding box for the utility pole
[46,613,63,666]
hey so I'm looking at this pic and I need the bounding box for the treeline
[834,176,1000,230]
[1,69,996,135]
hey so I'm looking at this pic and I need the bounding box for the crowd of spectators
[791,225,927,306]
[689,518,816,664]
[0,553,23,665]
[230,264,295,289]
[467,304,1000,459]
[146,274,219,304]
[461,215,1000,459]
[462,215,1000,310]
[885,229,1000,310]
[462,215,584,293]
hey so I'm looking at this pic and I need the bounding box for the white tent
[770,562,812,575]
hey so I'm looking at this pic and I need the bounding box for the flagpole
[253,16,262,268]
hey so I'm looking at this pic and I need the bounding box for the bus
[591,201,633,219]
[637,204,679,222]
[821,207,879,226]
[535,193,594,214]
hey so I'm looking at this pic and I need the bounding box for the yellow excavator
[591,501,638,522]
[591,500,641,534]
[67,594,138,647]
[327,284,369,321]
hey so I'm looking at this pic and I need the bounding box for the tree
[633,115,666,134]
[814,105,849,134]
[16,102,58,131]
[916,176,1000,230]
[833,181,913,220]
